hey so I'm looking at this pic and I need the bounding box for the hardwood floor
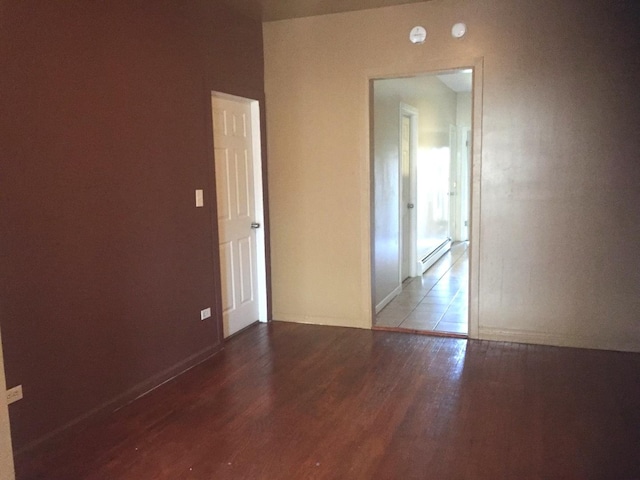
[16,322,640,479]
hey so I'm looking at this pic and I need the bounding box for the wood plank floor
[16,322,640,479]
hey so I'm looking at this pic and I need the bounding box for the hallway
[374,242,468,335]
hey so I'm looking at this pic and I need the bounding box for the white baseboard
[374,284,402,314]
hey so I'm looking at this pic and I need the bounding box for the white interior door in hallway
[400,110,417,281]
[212,94,266,338]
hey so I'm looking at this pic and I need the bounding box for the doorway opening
[211,92,268,338]
[371,68,473,336]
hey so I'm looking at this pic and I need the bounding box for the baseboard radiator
[419,238,452,274]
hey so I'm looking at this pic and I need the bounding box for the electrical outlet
[200,308,211,320]
[7,385,23,405]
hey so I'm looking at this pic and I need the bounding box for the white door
[400,114,412,281]
[211,95,260,338]
[460,129,471,241]
[448,125,458,241]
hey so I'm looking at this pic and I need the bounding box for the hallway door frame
[399,103,418,281]
[369,57,483,339]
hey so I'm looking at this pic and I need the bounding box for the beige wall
[264,0,640,351]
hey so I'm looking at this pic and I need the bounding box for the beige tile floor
[375,242,468,335]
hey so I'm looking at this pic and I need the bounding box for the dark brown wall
[0,0,264,451]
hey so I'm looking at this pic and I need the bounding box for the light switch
[195,189,204,207]
[200,308,211,320]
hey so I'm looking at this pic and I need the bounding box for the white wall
[264,0,640,352]
[376,76,458,264]
[413,85,456,261]
[454,92,472,241]
[371,74,460,310]
[456,93,471,129]
[373,91,402,309]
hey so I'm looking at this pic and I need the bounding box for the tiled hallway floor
[374,242,468,335]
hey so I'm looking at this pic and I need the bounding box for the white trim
[448,124,458,241]
[367,56,484,337]
[399,103,418,280]
[375,284,402,314]
[249,101,268,323]
[468,58,484,340]
[456,127,471,242]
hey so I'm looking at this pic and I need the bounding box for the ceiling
[375,70,472,99]
[437,70,472,93]
[223,0,431,22]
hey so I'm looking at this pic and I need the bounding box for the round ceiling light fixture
[451,23,467,38]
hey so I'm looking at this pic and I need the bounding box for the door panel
[212,96,259,337]
[219,241,234,312]
[238,237,254,303]
[401,115,411,281]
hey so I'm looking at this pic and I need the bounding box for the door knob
[250,222,261,229]
[407,203,414,209]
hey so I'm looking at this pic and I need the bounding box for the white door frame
[448,124,458,241]
[211,91,268,331]
[399,104,418,281]
[454,127,472,242]
[450,125,471,242]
